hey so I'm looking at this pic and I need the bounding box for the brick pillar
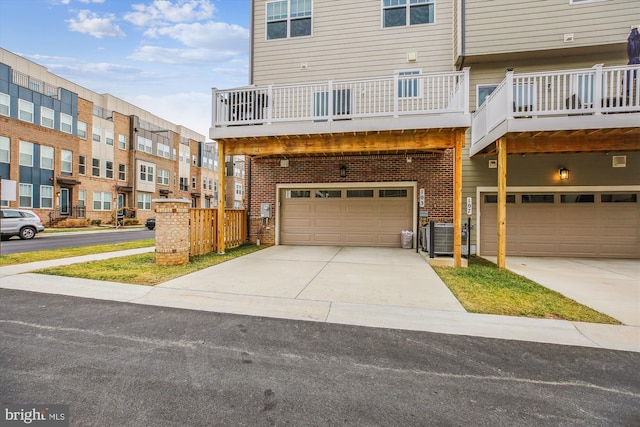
[154,199,190,266]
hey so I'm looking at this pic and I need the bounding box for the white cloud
[124,0,214,27]
[67,10,125,38]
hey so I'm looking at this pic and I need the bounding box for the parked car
[0,209,45,240]
[145,217,156,230]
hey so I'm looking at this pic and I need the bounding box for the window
[484,195,516,203]
[209,178,213,190]
[105,161,114,179]
[157,142,170,159]
[477,84,498,108]
[140,164,154,182]
[0,93,9,116]
[60,113,73,134]
[192,176,197,189]
[315,190,341,198]
[61,150,73,174]
[78,189,86,207]
[266,0,312,40]
[137,193,152,210]
[92,158,100,177]
[19,183,32,207]
[118,134,127,150]
[347,189,374,198]
[285,190,311,198]
[105,130,114,146]
[192,154,197,166]
[92,126,101,143]
[235,183,243,197]
[19,141,33,166]
[77,121,87,139]
[18,99,34,123]
[0,136,10,163]
[173,148,177,161]
[522,194,554,203]
[137,136,152,153]
[179,177,189,191]
[561,194,594,203]
[158,169,170,185]
[40,146,54,170]
[41,107,54,129]
[79,155,86,175]
[601,194,637,203]
[398,70,421,98]
[203,178,207,190]
[383,0,434,28]
[93,191,112,211]
[118,163,126,181]
[380,189,408,198]
[40,185,54,209]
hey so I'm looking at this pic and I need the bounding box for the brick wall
[247,151,454,244]
[154,199,190,265]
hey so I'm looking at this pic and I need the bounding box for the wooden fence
[189,208,247,256]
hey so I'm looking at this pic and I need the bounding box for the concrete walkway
[0,246,638,353]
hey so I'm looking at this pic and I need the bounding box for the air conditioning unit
[433,223,454,255]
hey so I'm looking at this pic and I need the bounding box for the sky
[0,0,250,139]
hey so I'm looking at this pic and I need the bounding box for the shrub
[53,219,89,228]
[90,219,102,226]
[124,219,140,226]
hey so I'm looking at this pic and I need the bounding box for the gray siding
[252,0,456,85]
[464,0,637,57]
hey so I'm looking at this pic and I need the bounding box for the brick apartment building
[0,48,224,226]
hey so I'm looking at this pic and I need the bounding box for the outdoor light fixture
[559,168,570,180]
[340,165,347,178]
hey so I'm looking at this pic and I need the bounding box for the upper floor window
[157,142,170,159]
[137,136,153,153]
[0,93,10,116]
[40,145,54,170]
[19,141,33,166]
[77,121,87,139]
[267,0,312,40]
[60,113,73,134]
[41,107,54,129]
[61,150,73,174]
[0,136,9,163]
[105,130,114,146]
[92,126,101,143]
[118,163,127,181]
[79,155,86,175]
[383,0,434,28]
[118,134,127,150]
[19,99,34,123]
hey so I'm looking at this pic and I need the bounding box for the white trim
[474,185,640,255]
[275,181,418,246]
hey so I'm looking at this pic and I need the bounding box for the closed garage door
[280,186,413,247]
[480,191,640,258]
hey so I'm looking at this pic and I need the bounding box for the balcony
[210,70,470,145]
[471,64,640,156]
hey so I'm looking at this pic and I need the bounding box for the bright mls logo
[1,405,68,427]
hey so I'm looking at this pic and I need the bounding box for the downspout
[249,0,255,85]
[457,0,466,71]
[246,157,251,243]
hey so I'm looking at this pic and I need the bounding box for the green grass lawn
[432,257,620,324]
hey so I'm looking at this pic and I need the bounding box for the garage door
[480,191,640,258]
[280,187,413,247]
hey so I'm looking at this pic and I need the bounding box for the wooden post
[497,137,507,269]
[217,140,226,254]
[453,130,463,267]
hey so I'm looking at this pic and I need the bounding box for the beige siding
[252,0,456,85]
[464,0,638,57]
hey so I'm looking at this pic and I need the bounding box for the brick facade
[154,199,190,265]
[247,151,455,244]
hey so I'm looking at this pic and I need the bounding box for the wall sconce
[558,168,570,180]
[340,165,347,178]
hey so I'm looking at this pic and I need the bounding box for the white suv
[0,209,46,240]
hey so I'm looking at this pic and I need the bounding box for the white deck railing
[212,69,470,127]
[471,64,640,146]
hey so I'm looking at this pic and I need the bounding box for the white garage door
[280,186,413,247]
[480,191,640,258]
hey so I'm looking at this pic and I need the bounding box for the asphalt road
[1,289,639,426]
[0,229,154,255]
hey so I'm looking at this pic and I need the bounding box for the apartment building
[210,0,639,262]
[0,48,219,226]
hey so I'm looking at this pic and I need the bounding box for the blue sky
[0,0,250,139]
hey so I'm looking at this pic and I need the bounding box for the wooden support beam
[453,130,463,268]
[496,138,507,269]
[217,141,226,254]
[222,130,457,157]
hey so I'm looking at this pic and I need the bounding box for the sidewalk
[1,246,638,353]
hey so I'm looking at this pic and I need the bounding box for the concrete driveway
[485,256,640,327]
[159,245,465,313]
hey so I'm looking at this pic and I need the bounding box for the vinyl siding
[252,0,456,85]
[464,0,637,56]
